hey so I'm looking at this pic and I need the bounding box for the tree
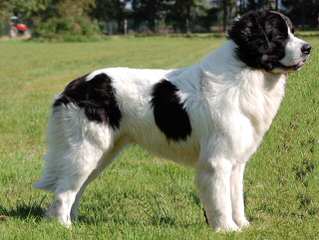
[131,0,168,32]
[244,0,281,11]
[245,0,270,10]
[222,0,228,32]
[56,0,95,18]
[221,0,237,32]
[1,0,96,26]
[282,0,319,27]
[0,0,51,23]
[92,0,130,33]
[167,0,211,33]
[31,0,100,39]
[0,1,9,19]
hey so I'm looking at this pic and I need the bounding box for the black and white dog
[35,10,311,231]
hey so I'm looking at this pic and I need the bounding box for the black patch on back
[151,80,192,141]
[54,73,122,129]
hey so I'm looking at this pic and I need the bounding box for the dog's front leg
[196,158,239,232]
[231,162,250,229]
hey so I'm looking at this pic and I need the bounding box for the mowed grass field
[0,36,318,239]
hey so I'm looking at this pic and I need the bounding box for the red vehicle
[9,16,31,38]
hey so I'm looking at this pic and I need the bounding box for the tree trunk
[124,18,128,35]
[301,1,305,28]
[117,18,123,34]
[186,4,191,34]
[223,0,228,32]
[239,0,244,13]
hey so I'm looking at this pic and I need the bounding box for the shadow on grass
[0,193,207,228]
[77,202,205,228]
[77,214,176,226]
[0,196,46,222]
[78,214,203,228]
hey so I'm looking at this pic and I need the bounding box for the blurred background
[0,0,318,40]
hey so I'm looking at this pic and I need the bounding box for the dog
[35,10,311,231]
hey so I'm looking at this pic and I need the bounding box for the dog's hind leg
[70,139,126,220]
[39,107,118,227]
[47,150,105,227]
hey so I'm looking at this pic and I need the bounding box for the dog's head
[228,10,311,73]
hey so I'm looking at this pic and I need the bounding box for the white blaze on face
[279,27,308,68]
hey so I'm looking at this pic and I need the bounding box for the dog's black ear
[228,10,274,70]
[228,10,270,49]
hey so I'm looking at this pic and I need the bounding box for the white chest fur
[196,42,287,162]
[238,70,286,136]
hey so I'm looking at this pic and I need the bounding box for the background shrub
[34,16,102,41]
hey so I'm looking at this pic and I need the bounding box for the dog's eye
[291,28,295,34]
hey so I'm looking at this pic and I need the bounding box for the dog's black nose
[301,43,312,55]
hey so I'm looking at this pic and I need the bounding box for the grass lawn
[0,36,318,239]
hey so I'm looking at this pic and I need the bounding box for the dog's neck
[200,40,287,90]
[200,41,243,73]
[199,41,287,136]
[262,70,287,91]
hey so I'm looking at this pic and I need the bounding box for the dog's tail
[34,106,66,192]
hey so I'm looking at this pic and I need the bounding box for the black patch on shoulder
[54,73,122,129]
[151,80,191,141]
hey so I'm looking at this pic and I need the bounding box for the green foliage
[9,0,50,18]
[246,0,270,10]
[1,0,101,40]
[34,16,101,41]
[92,0,129,34]
[167,0,212,32]
[56,0,95,18]
[93,0,128,21]
[129,0,213,33]
[0,0,50,24]
[0,21,6,36]
[2,0,319,39]
[131,0,167,31]
[282,0,319,26]
[0,1,9,19]
[34,0,100,40]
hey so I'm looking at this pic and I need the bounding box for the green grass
[0,36,318,239]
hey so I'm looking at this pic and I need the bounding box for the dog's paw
[56,215,72,228]
[215,221,240,232]
[45,207,72,228]
[60,219,72,228]
[234,217,250,229]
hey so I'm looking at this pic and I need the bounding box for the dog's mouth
[280,57,309,71]
[290,58,308,70]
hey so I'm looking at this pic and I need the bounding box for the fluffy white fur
[35,28,308,231]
